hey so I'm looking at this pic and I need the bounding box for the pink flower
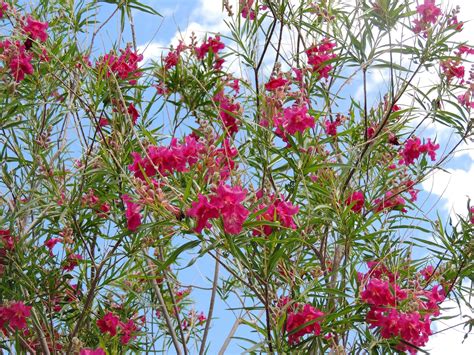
[164,50,179,69]
[286,304,324,345]
[360,263,445,353]
[44,238,60,252]
[416,0,441,24]
[420,265,435,281]
[98,202,111,218]
[210,184,250,234]
[122,194,142,231]
[213,91,241,135]
[0,229,15,250]
[346,191,365,213]
[80,349,106,355]
[265,77,288,91]
[127,103,139,124]
[195,36,225,59]
[0,40,34,81]
[374,190,407,213]
[205,138,238,181]
[274,105,315,137]
[228,79,240,94]
[306,39,337,79]
[419,138,439,161]
[240,0,255,20]
[470,206,474,224]
[457,88,474,109]
[0,1,9,18]
[253,197,298,236]
[129,135,205,180]
[23,16,48,42]
[405,180,419,202]
[96,45,143,83]
[400,137,422,165]
[413,0,442,36]
[324,117,342,137]
[360,278,405,307]
[97,312,121,336]
[63,253,82,272]
[0,302,31,332]
[441,60,465,82]
[197,311,206,324]
[120,319,139,345]
[188,185,249,235]
[187,194,219,233]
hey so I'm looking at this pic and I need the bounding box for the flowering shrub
[0,0,473,354]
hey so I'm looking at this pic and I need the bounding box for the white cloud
[421,159,474,221]
[425,298,474,354]
[137,41,165,63]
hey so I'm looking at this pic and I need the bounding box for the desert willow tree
[0,0,473,354]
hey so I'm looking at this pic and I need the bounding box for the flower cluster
[63,253,83,272]
[96,45,143,84]
[413,0,442,36]
[129,135,205,180]
[359,262,446,354]
[345,191,365,213]
[253,194,299,236]
[195,35,225,69]
[187,184,249,234]
[163,41,186,70]
[274,104,315,139]
[122,194,142,231]
[0,39,34,81]
[0,229,14,251]
[374,190,407,213]
[324,115,343,137]
[0,1,8,18]
[97,312,140,345]
[306,39,337,79]
[23,15,49,42]
[213,90,242,135]
[204,138,238,181]
[0,301,31,333]
[281,298,324,345]
[399,137,439,165]
[81,189,111,218]
[265,76,288,91]
[240,0,255,20]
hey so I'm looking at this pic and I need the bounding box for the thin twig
[146,256,183,355]
[199,255,220,355]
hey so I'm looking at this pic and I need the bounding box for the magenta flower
[129,135,205,180]
[97,312,121,336]
[187,194,220,233]
[324,117,342,137]
[120,319,139,345]
[122,194,142,231]
[286,304,324,345]
[306,39,337,79]
[346,191,365,213]
[210,184,249,235]
[188,184,249,235]
[23,16,48,42]
[274,105,315,137]
[0,302,31,331]
[265,77,288,91]
[127,103,140,125]
[213,91,241,136]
